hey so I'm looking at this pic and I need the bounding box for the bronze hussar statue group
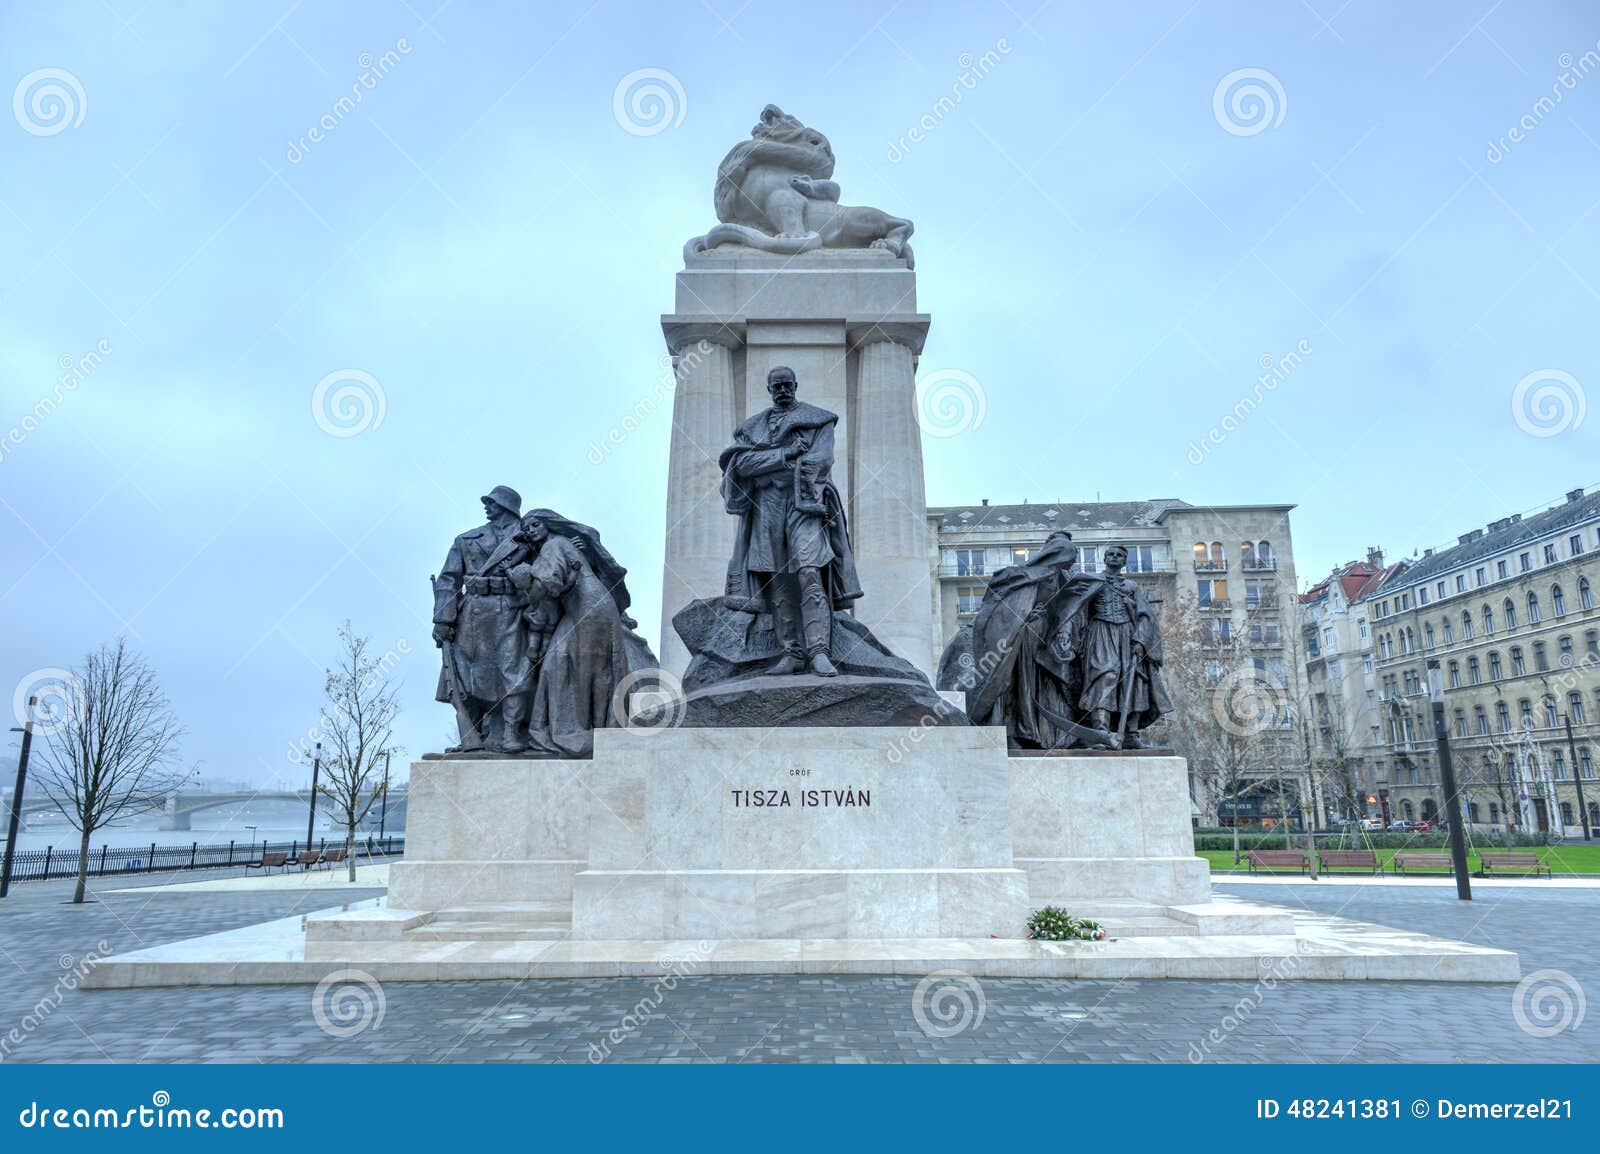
[431,486,658,757]
[940,533,1171,751]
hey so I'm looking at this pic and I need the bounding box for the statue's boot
[448,703,486,752]
[1083,709,1116,750]
[499,696,531,754]
[766,572,807,675]
[799,569,837,677]
[766,650,805,676]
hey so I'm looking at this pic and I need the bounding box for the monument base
[82,728,1522,985]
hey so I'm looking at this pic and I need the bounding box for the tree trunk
[72,827,92,904]
[346,824,357,883]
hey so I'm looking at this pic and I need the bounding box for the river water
[6,798,398,852]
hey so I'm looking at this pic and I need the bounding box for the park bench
[295,850,323,870]
[1318,849,1382,875]
[322,847,347,868]
[1247,849,1308,874]
[1393,852,1454,875]
[246,851,288,873]
[1478,851,1552,878]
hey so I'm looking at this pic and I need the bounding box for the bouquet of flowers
[1026,906,1107,941]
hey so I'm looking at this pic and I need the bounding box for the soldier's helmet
[481,485,523,517]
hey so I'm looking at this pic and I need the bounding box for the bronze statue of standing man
[1076,544,1169,748]
[718,366,863,677]
[431,485,539,753]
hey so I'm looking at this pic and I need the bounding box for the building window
[1076,545,1099,573]
[1552,584,1567,615]
[1441,618,1453,643]
[956,586,985,615]
[1546,696,1561,728]
[1489,802,1500,824]
[1587,629,1599,656]
[1582,748,1595,779]
[1518,699,1534,729]
[1196,579,1228,606]
[1510,646,1526,676]
[1581,578,1594,610]
[1474,705,1489,735]
[1448,659,1461,688]
[1489,652,1503,680]
[1322,627,1335,649]
[1240,541,1255,567]
[1496,702,1511,732]
[1424,623,1435,648]
[1475,566,1487,586]
[1559,635,1574,667]
[1570,533,1584,556]
[1533,641,1549,671]
[1011,547,1033,565]
[954,549,985,576]
[1519,551,1532,572]
[1503,597,1517,628]
[1544,542,1558,564]
[1121,545,1154,572]
[1563,802,1575,825]
[1456,574,1467,592]
[1482,605,1494,634]
[1570,691,1586,724]
[1496,559,1509,579]
[1468,656,1482,684]
[1419,586,1430,605]
[1527,591,1541,623]
[1461,610,1474,639]
[1363,656,1373,673]
[1555,750,1567,779]
[1358,619,1368,640]
[1453,709,1467,737]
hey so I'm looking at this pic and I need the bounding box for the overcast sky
[3,1,1596,784]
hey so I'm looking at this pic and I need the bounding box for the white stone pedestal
[570,727,1028,940]
[660,248,935,677]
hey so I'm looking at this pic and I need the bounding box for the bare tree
[31,639,190,903]
[1158,592,1290,864]
[313,623,400,881]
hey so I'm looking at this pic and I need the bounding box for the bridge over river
[3,787,403,831]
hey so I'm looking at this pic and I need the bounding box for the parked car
[1359,818,1384,831]
[1411,820,1432,833]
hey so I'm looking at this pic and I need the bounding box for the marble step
[429,901,571,924]
[406,919,571,942]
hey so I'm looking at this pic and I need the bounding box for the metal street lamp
[378,750,391,840]
[305,742,322,848]
[1,697,38,899]
[1426,659,1472,900]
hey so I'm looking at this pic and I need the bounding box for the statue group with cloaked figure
[939,533,1171,751]
[431,486,660,757]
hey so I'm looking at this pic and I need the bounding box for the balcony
[937,563,988,578]
[1247,597,1281,612]
[1194,560,1227,572]
[1197,599,1232,612]
[1242,559,1278,572]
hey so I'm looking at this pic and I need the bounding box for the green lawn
[1201,843,1600,876]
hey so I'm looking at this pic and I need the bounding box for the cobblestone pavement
[0,877,1594,1063]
